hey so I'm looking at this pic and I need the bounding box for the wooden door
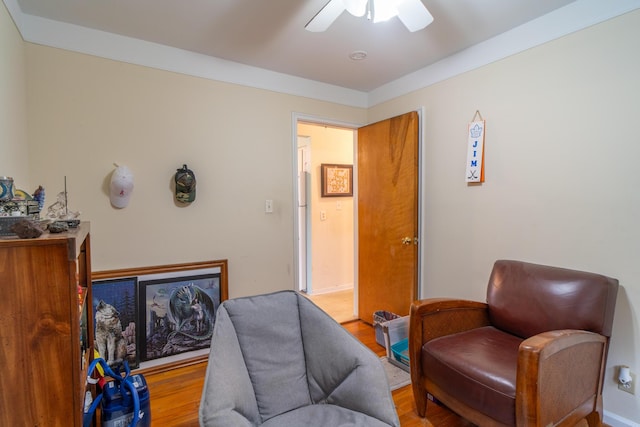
[357,111,419,321]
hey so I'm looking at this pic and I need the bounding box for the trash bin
[373,311,399,347]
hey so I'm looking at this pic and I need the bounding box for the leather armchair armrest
[409,298,490,416]
[410,298,490,343]
[516,330,608,427]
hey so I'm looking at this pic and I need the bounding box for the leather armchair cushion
[422,326,523,426]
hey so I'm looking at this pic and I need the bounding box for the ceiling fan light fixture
[305,0,433,33]
[372,0,398,23]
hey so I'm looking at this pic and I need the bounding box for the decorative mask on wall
[175,164,196,203]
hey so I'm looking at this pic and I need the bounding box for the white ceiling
[6,0,640,107]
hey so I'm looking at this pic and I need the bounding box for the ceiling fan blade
[305,0,347,32]
[396,0,434,32]
[344,0,368,17]
[372,0,397,23]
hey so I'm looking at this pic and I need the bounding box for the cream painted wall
[24,43,367,299]
[369,10,640,423]
[298,123,354,294]
[0,1,28,186]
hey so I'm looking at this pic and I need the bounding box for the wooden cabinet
[0,222,93,426]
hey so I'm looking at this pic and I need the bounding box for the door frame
[291,109,425,314]
[292,113,361,317]
[297,136,311,293]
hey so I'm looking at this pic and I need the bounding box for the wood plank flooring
[304,289,357,324]
[143,320,472,426]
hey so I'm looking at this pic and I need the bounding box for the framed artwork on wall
[92,277,139,369]
[92,259,228,374]
[321,163,353,197]
[138,272,222,363]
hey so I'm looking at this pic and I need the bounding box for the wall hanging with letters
[465,111,485,183]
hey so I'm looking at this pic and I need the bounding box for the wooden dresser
[0,222,94,426]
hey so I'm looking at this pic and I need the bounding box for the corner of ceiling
[367,0,640,108]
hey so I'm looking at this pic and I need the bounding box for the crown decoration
[470,123,483,139]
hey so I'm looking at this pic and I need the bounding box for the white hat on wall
[110,164,134,208]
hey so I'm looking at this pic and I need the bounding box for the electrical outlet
[618,372,636,395]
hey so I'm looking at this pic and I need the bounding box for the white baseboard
[604,410,640,427]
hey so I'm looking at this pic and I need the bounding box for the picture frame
[92,259,228,374]
[92,277,139,369]
[138,272,222,363]
[321,163,353,197]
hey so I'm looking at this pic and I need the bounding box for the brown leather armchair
[409,260,618,427]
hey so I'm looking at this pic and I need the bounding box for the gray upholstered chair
[199,290,400,427]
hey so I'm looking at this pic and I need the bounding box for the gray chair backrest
[222,291,312,421]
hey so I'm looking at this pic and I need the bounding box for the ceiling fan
[305,0,433,32]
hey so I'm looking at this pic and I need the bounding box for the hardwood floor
[304,289,357,323]
[143,320,472,426]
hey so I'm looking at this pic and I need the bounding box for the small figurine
[33,186,45,210]
[46,191,80,221]
[0,176,14,202]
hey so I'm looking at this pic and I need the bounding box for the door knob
[401,237,418,245]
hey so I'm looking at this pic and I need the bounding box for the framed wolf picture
[92,277,139,369]
[138,272,223,362]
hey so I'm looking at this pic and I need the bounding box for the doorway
[296,121,357,323]
[293,110,422,324]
